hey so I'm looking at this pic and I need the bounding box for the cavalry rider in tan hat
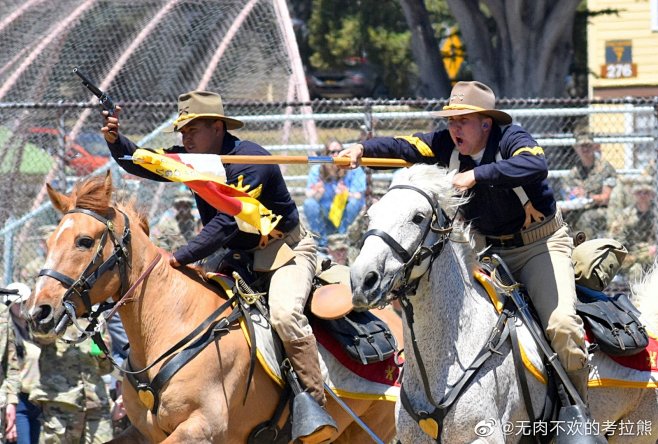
[339,81,590,405]
[101,90,337,441]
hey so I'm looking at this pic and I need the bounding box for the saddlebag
[575,285,649,356]
[318,310,397,365]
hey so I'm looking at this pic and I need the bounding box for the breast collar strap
[362,185,452,299]
[399,297,516,442]
[38,207,132,337]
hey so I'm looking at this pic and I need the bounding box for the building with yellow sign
[588,0,658,98]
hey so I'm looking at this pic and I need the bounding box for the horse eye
[412,213,426,224]
[76,236,94,249]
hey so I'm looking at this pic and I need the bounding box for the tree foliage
[306,0,417,96]
[297,0,591,98]
[303,0,469,97]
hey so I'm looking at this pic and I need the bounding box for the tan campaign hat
[167,90,244,132]
[434,81,512,125]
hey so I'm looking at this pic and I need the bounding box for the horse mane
[390,164,478,269]
[71,175,150,236]
[631,262,658,329]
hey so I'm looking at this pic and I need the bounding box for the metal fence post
[3,216,15,286]
[651,96,658,248]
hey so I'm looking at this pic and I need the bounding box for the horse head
[350,164,466,309]
[25,171,148,342]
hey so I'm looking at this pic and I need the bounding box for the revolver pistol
[73,67,115,116]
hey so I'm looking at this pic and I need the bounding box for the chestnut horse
[24,172,399,443]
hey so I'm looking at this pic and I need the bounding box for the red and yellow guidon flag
[132,149,281,235]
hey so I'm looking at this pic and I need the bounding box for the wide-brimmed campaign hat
[434,81,512,125]
[166,90,244,132]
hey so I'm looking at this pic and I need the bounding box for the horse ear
[46,183,72,214]
[103,170,113,201]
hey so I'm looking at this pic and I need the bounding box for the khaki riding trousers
[266,223,318,341]
[477,223,588,373]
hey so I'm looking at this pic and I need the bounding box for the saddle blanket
[474,270,658,389]
[208,274,401,401]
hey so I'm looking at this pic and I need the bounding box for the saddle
[216,250,398,366]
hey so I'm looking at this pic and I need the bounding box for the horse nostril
[34,304,53,324]
[363,271,379,290]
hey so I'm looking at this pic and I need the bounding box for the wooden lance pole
[121,155,412,168]
[215,155,411,168]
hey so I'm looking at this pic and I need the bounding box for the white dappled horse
[350,164,658,443]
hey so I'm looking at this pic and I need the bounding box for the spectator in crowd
[608,177,657,282]
[560,132,617,241]
[0,286,21,443]
[20,226,56,289]
[104,315,130,438]
[29,324,113,443]
[5,283,41,444]
[151,189,201,251]
[303,139,366,251]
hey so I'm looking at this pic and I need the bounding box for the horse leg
[104,424,150,444]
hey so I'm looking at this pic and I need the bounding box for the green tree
[307,0,418,97]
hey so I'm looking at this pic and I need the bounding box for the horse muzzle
[350,269,393,310]
[25,301,69,340]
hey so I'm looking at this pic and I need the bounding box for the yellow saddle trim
[205,273,399,401]
[206,273,287,388]
[473,270,547,384]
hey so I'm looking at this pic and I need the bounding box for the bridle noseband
[362,184,453,299]
[38,207,132,339]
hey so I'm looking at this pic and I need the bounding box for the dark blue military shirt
[361,124,556,235]
[108,132,299,264]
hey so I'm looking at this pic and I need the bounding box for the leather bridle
[38,207,132,339]
[361,184,453,299]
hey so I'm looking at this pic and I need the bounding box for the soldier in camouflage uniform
[151,190,201,251]
[561,134,617,241]
[29,324,113,444]
[6,282,42,443]
[0,290,21,443]
[608,180,657,282]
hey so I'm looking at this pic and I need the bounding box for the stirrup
[282,359,337,443]
[291,391,337,444]
[556,404,606,444]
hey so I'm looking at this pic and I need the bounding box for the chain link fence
[1,97,656,287]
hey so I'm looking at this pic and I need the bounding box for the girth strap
[507,308,537,428]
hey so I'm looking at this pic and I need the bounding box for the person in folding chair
[338,81,590,406]
[101,90,336,442]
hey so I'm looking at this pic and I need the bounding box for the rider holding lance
[339,81,590,407]
[101,90,337,442]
